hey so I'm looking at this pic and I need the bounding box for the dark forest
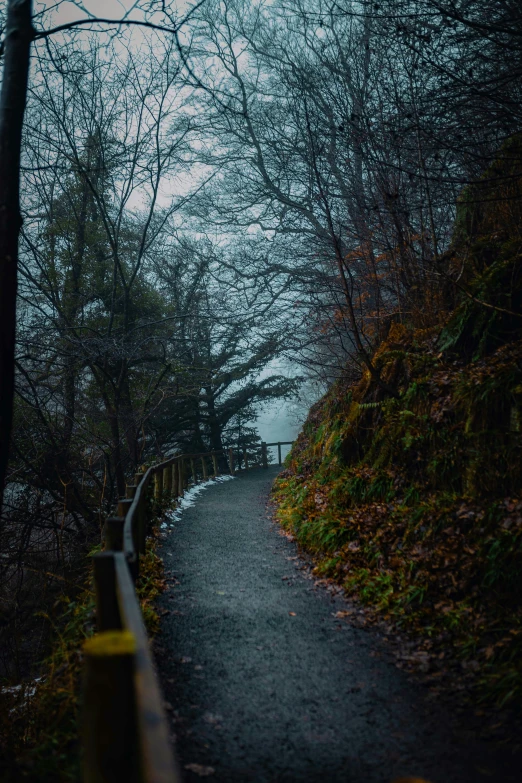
[1,2,522,781]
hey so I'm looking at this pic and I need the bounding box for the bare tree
[0,0,204,512]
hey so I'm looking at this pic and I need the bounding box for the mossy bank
[274,137,522,713]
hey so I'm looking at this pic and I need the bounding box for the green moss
[273,339,522,711]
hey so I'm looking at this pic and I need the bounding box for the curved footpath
[155,467,515,783]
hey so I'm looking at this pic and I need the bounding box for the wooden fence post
[117,498,133,520]
[211,452,218,478]
[201,456,208,481]
[93,552,121,632]
[137,494,147,555]
[82,630,139,783]
[243,450,249,470]
[178,459,184,497]
[261,442,268,469]
[228,447,235,475]
[154,469,163,502]
[103,516,125,552]
[190,457,196,484]
[158,468,164,498]
[117,498,137,558]
[172,461,178,498]
[278,442,282,466]
[126,484,137,499]
[164,464,172,495]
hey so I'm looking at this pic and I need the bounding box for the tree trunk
[0,0,33,514]
[205,388,224,452]
[119,377,139,471]
[205,387,228,471]
[107,406,126,498]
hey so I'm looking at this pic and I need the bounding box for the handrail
[114,552,177,783]
[123,464,154,562]
[83,443,265,783]
[261,440,294,467]
[122,449,232,564]
[264,441,294,446]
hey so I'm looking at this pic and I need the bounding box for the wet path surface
[155,468,512,783]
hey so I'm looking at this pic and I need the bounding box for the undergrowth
[0,512,167,781]
[274,138,522,714]
[274,346,522,710]
[0,553,97,782]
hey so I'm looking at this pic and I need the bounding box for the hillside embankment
[273,138,522,720]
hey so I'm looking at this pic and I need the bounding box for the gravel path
[155,467,514,783]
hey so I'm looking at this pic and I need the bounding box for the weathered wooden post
[131,471,146,558]
[93,552,121,632]
[201,456,208,481]
[228,447,235,475]
[126,484,137,499]
[243,450,249,470]
[154,469,163,502]
[172,461,178,498]
[164,463,172,496]
[103,517,125,552]
[178,459,184,497]
[117,497,133,520]
[117,499,136,559]
[190,457,196,484]
[211,452,218,478]
[278,442,282,466]
[82,630,139,783]
[132,483,148,555]
[261,442,268,469]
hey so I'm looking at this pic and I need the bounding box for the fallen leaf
[392,779,432,783]
[289,611,296,616]
[184,763,215,776]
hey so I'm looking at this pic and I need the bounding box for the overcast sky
[38,0,315,449]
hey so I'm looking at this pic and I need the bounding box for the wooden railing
[82,442,294,782]
[261,440,294,467]
[83,447,237,783]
